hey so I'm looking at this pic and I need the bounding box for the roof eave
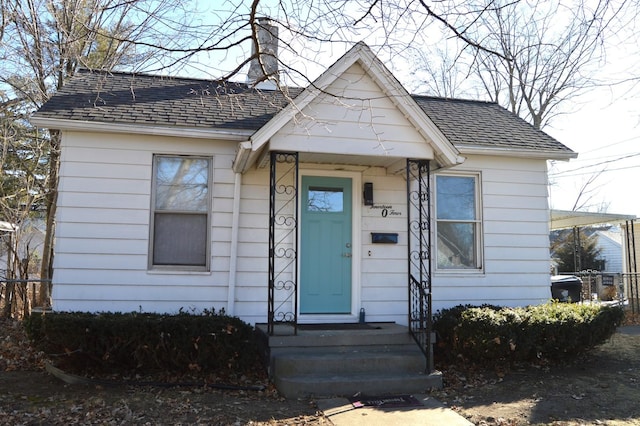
[232,141,254,173]
[30,116,255,141]
[457,144,578,161]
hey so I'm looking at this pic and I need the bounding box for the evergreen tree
[552,229,604,273]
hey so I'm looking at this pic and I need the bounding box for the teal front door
[300,176,352,314]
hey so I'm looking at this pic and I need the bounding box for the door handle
[342,252,352,258]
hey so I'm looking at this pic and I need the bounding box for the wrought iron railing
[408,274,432,370]
[406,159,433,372]
[267,151,299,335]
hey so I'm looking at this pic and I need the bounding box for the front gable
[269,62,435,166]
[235,43,463,173]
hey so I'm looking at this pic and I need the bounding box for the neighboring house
[0,221,17,279]
[597,228,624,273]
[549,226,624,274]
[31,41,576,327]
[0,218,44,280]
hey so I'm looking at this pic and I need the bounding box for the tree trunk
[2,281,14,318]
[2,236,16,318]
[38,130,61,307]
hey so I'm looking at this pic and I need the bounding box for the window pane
[436,176,476,220]
[308,186,343,212]
[437,222,477,269]
[153,213,207,266]
[155,157,209,211]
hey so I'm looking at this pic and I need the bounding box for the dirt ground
[437,326,640,425]
[1,318,640,425]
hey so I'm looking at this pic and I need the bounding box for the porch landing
[255,322,442,398]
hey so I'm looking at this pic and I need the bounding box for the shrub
[24,310,262,377]
[433,302,624,364]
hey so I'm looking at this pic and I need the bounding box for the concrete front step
[275,371,443,398]
[257,322,442,398]
[272,347,427,377]
[270,343,419,355]
[267,323,416,348]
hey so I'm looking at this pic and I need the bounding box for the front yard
[1,318,640,425]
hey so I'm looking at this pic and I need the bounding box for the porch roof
[550,209,637,230]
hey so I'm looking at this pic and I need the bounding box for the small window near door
[307,186,344,212]
[435,174,482,270]
[150,155,211,270]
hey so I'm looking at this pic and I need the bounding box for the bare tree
[80,1,525,86]
[408,0,637,217]
[570,169,608,212]
[0,89,46,316]
[1,0,194,305]
[412,0,631,130]
[409,46,468,98]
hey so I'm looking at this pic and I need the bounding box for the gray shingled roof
[35,69,299,130]
[34,69,573,155]
[413,96,572,153]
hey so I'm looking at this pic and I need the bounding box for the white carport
[550,209,636,230]
[550,209,638,276]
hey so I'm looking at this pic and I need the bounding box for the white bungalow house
[31,41,576,327]
[31,39,577,395]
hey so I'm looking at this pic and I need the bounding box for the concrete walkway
[316,325,640,425]
[317,394,473,426]
[619,325,640,335]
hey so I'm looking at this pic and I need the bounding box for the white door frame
[298,168,362,323]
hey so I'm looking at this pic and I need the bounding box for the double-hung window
[435,174,482,270]
[150,155,211,270]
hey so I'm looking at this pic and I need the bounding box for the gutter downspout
[227,171,242,316]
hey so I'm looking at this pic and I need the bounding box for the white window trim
[434,171,484,273]
[148,154,212,272]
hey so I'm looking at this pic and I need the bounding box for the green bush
[433,302,624,364]
[25,310,262,376]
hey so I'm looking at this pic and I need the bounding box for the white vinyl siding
[432,155,553,312]
[270,63,435,162]
[596,231,623,273]
[53,131,555,323]
[52,131,236,314]
[359,168,407,324]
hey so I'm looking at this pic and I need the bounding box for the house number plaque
[366,204,403,218]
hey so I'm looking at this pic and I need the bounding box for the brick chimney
[247,17,279,89]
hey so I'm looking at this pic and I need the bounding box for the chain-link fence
[554,271,640,313]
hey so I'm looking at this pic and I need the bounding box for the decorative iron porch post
[406,159,433,372]
[268,151,299,335]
